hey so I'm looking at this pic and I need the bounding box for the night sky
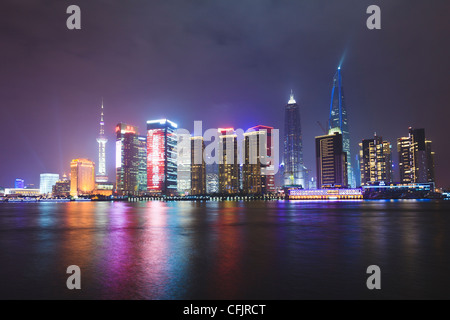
[1,0,449,187]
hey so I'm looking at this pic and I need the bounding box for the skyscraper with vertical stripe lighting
[328,67,355,187]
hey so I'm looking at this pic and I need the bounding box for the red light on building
[147,129,165,191]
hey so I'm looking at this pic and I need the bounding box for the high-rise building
[315,129,348,189]
[146,119,178,196]
[115,123,140,196]
[96,100,108,183]
[52,180,71,197]
[218,128,240,194]
[40,173,60,195]
[14,179,24,189]
[328,67,355,187]
[70,159,95,197]
[283,91,305,187]
[359,134,392,186]
[177,132,191,195]
[397,127,435,184]
[137,135,148,194]
[190,136,206,195]
[242,125,275,194]
[206,157,219,194]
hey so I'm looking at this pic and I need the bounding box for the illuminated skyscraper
[115,123,140,195]
[328,67,355,187]
[218,128,239,194]
[359,134,392,186]
[190,136,206,195]
[283,91,305,187]
[315,129,348,189]
[137,135,148,194]
[243,125,275,194]
[96,100,108,183]
[177,131,191,195]
[15,179,24,189]
[70,159,95,197]
[146,119,178,196]
[398,127,435,184]
[40,173,60,195]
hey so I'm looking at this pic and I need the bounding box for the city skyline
[0,1,449,188]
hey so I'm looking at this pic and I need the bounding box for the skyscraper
[40,173,60,195]
[146,119,178,196]
[177,131,191,195]
[70,159,95,197]
[328,67,355,187]
[115,123,140,195]
[190,136,206,195]
[218,128,240,194]
[96,100,108,183]
[14,178,24,189]
[137,135,148,194]
[398,127,435,184]
[243,125,275,194]
[359,134,392,186]
[315,129,348,189]
[283,91,305,187]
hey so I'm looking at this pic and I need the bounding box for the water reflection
[0,200,450,299]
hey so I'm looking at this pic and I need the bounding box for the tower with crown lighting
[328,67,355,188]
[283,90,306,188]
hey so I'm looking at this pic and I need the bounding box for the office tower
[425,140,435,183]
[39,173,60,195]
[15,179,24,189]
[96,100,108,183]
[147,119,178,196]
[190,136,206,195]
[328,67,355,187]
[398,127,435,184]
[177,132,191,195]
[359,134,392,186]
[243,125,275,194]
[315,129,348,189]
[52,180,71,197]
[115,123,140,196]
[283,91,305,187]
[137,135,148,194]
[218,128,240,194]
[70,159,95,197]
[206,160,219,194]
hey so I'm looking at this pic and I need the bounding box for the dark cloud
[0,0,449,187]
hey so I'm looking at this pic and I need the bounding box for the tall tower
[283,90,305,187]
[96,100,108,182]
[328,67,355,187]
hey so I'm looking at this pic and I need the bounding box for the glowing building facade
[359,135,392,186]
[243,125,275,194]
[70,159,95,197]
[137,135,148,194]
[177,131,191,195]
[397,127,435,184]
[328,67,355,187]
[39,173,60,195]
[146,119,178,196]
[218,128,240,194]
[115,123,140,196]
[190,136,206,195]
[15,179,24,189]
[283,91,305,187]
[96,100,108,183]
